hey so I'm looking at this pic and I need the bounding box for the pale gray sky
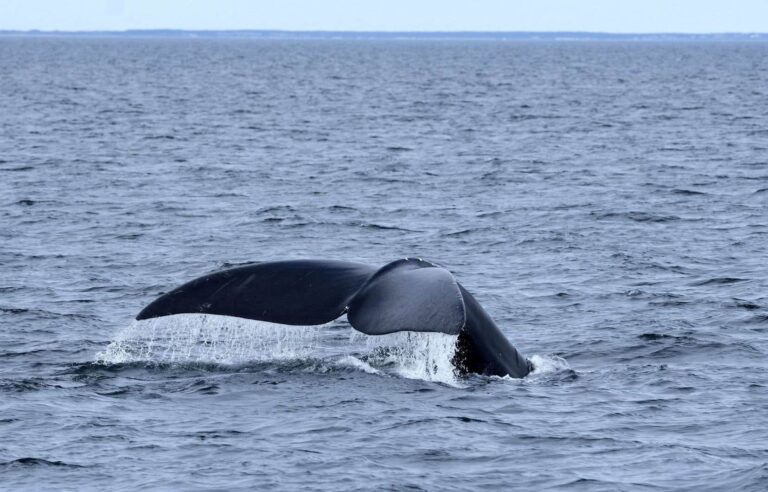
[1,0,766,33]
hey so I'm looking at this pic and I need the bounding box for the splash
[335,355,381,375]
[528,354,571,375]
[96,314,324,365]
[364,331,461,386]
[97,314,461,385]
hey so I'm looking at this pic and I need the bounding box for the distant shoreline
[1,29,767,41]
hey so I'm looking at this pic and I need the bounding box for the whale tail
[136,257,531,378]
[137,258,465,336]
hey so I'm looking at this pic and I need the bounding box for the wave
[0,458,86,469]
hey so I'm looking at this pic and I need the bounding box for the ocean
[1,37,767,490]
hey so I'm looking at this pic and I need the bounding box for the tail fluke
[136,258,465,336]
[136,260,376,325]
[347,259,465,335]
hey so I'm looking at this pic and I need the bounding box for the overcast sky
[1,0,767,33]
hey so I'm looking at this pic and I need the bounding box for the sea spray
[97,314,461,384]
[365,331,460,386]
[97,314,324,364]
[528,354,571,375]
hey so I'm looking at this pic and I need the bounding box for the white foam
[335,355,381,375]
[528,354,571,375]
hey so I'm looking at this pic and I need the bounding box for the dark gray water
[2,38,768,490]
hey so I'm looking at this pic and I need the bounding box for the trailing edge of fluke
[136,258,532,378]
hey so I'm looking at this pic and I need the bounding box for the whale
[136,258,533,378]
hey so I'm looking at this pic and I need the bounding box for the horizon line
[2,29,768,35]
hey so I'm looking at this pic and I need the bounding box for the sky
[1,0,767,33]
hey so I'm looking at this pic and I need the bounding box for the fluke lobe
[137,258,533,378]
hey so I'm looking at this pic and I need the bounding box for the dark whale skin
[137,258,532,378]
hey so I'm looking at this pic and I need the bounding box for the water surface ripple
[1,38,768,490]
